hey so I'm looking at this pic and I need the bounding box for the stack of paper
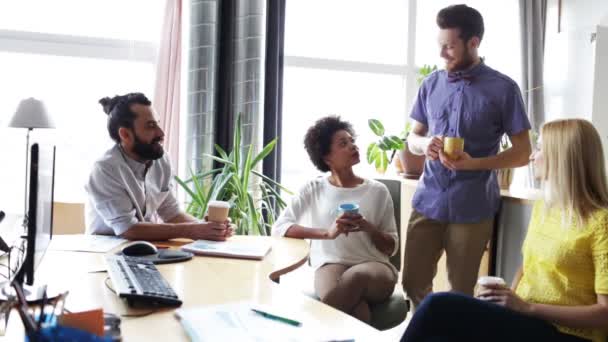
[175,302,352,342]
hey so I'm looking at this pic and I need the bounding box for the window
[282,0,411,194]
[415,0,522,86]
[0,1,164,215]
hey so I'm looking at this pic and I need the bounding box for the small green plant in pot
[367,119,405,174]
[175,113,292,235]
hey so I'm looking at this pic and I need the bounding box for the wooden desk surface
[2,236,382,341]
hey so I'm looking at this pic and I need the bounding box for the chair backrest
[375,179,401,271]
[52,202,85,235]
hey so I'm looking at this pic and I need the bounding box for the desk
[3,236,382,341]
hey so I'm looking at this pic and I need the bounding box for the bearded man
[85,93,232,241]
[402,5,532,308]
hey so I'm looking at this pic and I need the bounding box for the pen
[251,308,302,327]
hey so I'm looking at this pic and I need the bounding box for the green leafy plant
[367,119,411,173]
[417,64,438,85]
[175,114,292,235]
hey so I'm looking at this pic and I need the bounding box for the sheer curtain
[154,0,182,172]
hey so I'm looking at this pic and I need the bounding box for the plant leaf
[203,153,235,166]
[174,175,201,207]
[251,170,293,195]
[247,193,260,235]
[241,145,253,191]
[251,138,277,169]
[387,135,405,150]
[377,138,391,150]
[233,113,241,170]
[368,119,385,136]
[214,144,229,160]
[366,143,379,164]
[375,151,389,172]
[183,168,222,184]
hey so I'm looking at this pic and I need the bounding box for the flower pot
[394,156,404,173]
[398,145,425,179]
[497,168,513,190]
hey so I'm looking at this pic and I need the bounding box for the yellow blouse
[516,201,608,342]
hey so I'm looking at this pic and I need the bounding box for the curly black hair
[437,4,484,43]
[304,116,355,172]
[99,92,151,143]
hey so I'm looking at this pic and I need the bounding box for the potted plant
[175,114,292,235]
[397,122,425,179]
[367,119,405,174]
[496,134,513,190]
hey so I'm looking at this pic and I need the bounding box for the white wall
[543,0,608,122]
[543,0,608,164]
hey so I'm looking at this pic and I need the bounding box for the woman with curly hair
[272,116,398,323]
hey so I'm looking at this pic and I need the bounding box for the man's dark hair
[304,116,355,172]
[437,4,484,43]
[99,93,152,143]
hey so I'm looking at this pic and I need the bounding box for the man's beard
[445,47,476,72]
[133,133,164,160]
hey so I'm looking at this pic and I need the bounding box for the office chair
[287,179,410,330]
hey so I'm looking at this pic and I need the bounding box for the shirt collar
[447,58,486,83]
[117,144,151,178]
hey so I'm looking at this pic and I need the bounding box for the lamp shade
[9,98,55,129]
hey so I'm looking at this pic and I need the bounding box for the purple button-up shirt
[411,62,531,223]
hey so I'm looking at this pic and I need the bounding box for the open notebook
[180,239,272,260]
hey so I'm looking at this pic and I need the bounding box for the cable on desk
[104,277,116,295]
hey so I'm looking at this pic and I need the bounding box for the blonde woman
[401,119,608,342]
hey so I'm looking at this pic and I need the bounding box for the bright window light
[0,1,163,214]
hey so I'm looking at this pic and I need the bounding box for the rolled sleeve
[410,82,429,127]
[87,165,138,236]
[501,83,531,136]
[157,189,181,222]
[272,185,311,237]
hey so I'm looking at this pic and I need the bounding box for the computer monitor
[17,143,55,286]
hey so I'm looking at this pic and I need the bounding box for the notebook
[180,239,272,260]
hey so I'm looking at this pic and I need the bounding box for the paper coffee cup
[444,137,465,160]
[207,200,230,222]
[477,276,506,287]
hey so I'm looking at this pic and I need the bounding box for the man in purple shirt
[403,5,531,308]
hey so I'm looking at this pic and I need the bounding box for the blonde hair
[541,119,608,225]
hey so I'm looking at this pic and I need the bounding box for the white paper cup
[207,200,230,222]
[477,276,506,287]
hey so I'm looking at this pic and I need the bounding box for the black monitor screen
[22,143,55,286]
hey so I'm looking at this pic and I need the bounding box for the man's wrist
[469,157,486,170]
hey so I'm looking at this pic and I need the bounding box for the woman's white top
[272,176,399,276]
